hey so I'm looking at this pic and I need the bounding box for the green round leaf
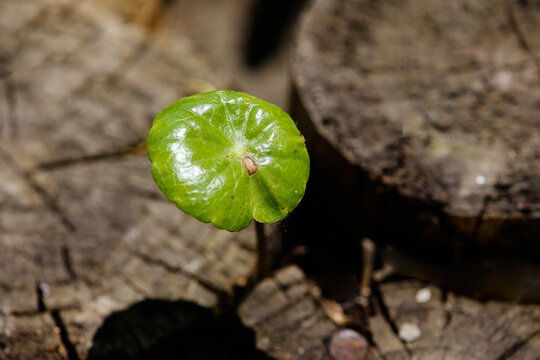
[147,90,310,232]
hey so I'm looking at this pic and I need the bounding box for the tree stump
[291,0,540,262]
[0,0,259,358]
[239,267,540,360]
[371,280,540,359]
[238,265,338,360]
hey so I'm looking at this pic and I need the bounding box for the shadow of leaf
[88,299,271,360]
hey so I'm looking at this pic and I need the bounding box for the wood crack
[472,194,492,242]
[274,311,324,338]
[372,281,412,359]
[131,251,228,299]
[505,4,540,76]
[34,141,146,172]
[250,293,312,329]
[127,186,168,202]
[441,290,452,331]
[2,78,18,140]
[0,282,12,292]
[117,272,149,297]
[61,245,78,281]
[494,330,540,360]
[50,310,80,360]
[0,148,77,233]
[35,281,81,360]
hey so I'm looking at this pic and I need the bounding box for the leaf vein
[242,103,255,140]
[217,91,239,143]
[181,107,232,145]
[247,121,279,144]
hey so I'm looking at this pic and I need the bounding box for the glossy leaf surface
[147,90,309,232]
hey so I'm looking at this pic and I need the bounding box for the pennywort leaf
[147,90,309,232]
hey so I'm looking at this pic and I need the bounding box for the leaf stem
[357,238,375,308]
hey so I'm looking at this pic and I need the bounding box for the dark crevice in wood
[441,289,452,330]
[130,251,229,301]
[32,282,82,315]
[371,283,398,334]
[275,279,306,299]
[0,70,12,78]
[117,272,149,297]
[61,245,78,281]
[50,310,80,360]
[0,281,12,292]
[141,228,238,284]
[127,186,168,202]
[140,226,256,297]
[271,277,319,331]
[9,309,41,317]
[35,281,81,360]
[494,330,540,360]
[372,282,412,358]
[274,311,322,337]
[3,78,18,140]
[250,293,312,328]
[372,347,388,360]
[364,313,395,359]
[36,282,47,313]
[0,148,77,233]
[472,194,491,242]
[353,315,378,357]
[505,4,540,76]
[34,141,146,172]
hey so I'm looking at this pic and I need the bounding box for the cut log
[315,280,540,359]
[291,0,540,261]
[238,265,338,360]
[374,280,540,360]
[239,267,540,360]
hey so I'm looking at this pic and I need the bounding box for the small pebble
[399,322,422,343]
[38,282,51,298]
[415,287,431,303]
[329,329,370,360]
[476,175,486,185]
[491,71,512,92]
